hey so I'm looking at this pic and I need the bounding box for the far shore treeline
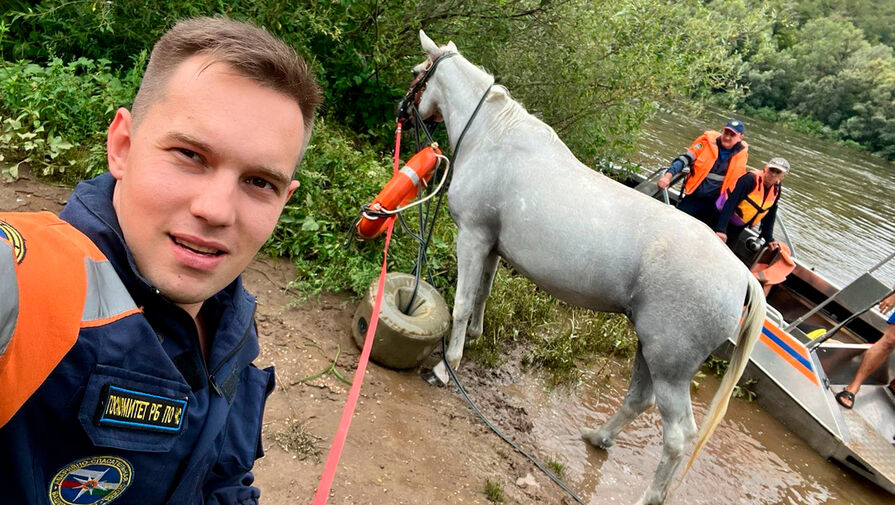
[1,0,893,378]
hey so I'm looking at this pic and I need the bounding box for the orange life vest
[682,131,749,196]
[751,242,795,293]
[0,212,140,426]
[734,172,780,227]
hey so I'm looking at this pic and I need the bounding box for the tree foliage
[734,6,895,159]
[1,0,748,169]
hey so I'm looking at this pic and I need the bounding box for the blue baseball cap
[724,119,745,135]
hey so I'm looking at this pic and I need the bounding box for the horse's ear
[420,30,439,57]
[446,41,457,52]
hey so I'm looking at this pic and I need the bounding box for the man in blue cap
[657,119,749,228]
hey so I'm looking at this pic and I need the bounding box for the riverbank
[0,170,593,504]
[4,171,891,505]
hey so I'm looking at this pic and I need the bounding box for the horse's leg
[429,228,493,385]
[581,344,654,448]
[467,251,499,339]
[638,373,698,505]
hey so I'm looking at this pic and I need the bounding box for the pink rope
[310,123,402,505]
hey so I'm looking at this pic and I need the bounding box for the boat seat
[832,272,891,314]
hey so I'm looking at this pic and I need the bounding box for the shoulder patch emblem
[48,456,133,505]
[0,219,26,264]
[694,142,703,150]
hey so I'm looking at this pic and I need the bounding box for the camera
[732,227,767,267]
[744,235,765,252]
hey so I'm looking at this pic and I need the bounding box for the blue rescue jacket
[0,173,275,505]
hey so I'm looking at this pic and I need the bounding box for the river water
[628,106,895,288]
[516,365,894,505]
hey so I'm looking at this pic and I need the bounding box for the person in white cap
[714,156,789,249]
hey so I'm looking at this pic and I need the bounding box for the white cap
[767,157,790,173]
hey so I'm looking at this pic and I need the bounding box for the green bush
[468,266,638,381]
[0,55,143,181]
[263,118,458,297]
[0,1,727,380]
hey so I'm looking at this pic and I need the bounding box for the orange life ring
[356,145,442,239]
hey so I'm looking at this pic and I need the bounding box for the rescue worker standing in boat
[835,287,895,411]
[714,157,789,250]
[657,120,749,228]
[0,17,321,505]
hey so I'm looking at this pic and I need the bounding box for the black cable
[398,78,494,314]
[400,103,444,314]
[441,338,588,505]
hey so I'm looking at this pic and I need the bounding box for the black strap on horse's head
[397,51,456,126]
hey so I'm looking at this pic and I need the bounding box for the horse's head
[397,31,458,124]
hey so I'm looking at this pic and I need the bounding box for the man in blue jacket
[0,16,321,505]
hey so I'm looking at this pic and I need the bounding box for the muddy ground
[4,171,890,505]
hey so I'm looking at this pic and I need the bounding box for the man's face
[719,127,743,149]
[763,165,786,186]
[107,55,303,317]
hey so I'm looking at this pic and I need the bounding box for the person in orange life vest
[714,157,789,250]
[0,17,321,505]
[657,119,749,228]
[835,287,895,411]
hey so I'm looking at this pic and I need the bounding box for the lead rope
[310,123,403,505]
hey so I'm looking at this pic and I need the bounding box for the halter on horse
[407,31,766,505]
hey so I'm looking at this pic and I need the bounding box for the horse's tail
[683,271,766,475]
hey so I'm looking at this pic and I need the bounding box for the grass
[484,479,503,503]
[546,458,566,479]
[699,355,758,401]
[272,419,323,462]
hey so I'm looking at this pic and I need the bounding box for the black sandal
[835,390,855,409]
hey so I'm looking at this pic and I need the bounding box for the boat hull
[722,319,895,494]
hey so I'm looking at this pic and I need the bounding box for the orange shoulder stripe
[0,212,123,426]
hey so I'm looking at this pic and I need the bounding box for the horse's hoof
[580,427,613,449]
[467,327,483,341]
[635,491,664,505]
[420,366,447,387]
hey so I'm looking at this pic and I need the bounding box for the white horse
[408,32,765,504]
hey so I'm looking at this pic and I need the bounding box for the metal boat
[620,168,895,494]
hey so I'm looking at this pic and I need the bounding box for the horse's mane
[451,57,559,146]
[485,83,560,145]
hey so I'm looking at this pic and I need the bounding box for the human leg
[839,323,895,408]
[677,197,717,228]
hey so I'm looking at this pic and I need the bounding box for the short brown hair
[131,16,322,159]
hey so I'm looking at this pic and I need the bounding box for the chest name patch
[96,384,188,433]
